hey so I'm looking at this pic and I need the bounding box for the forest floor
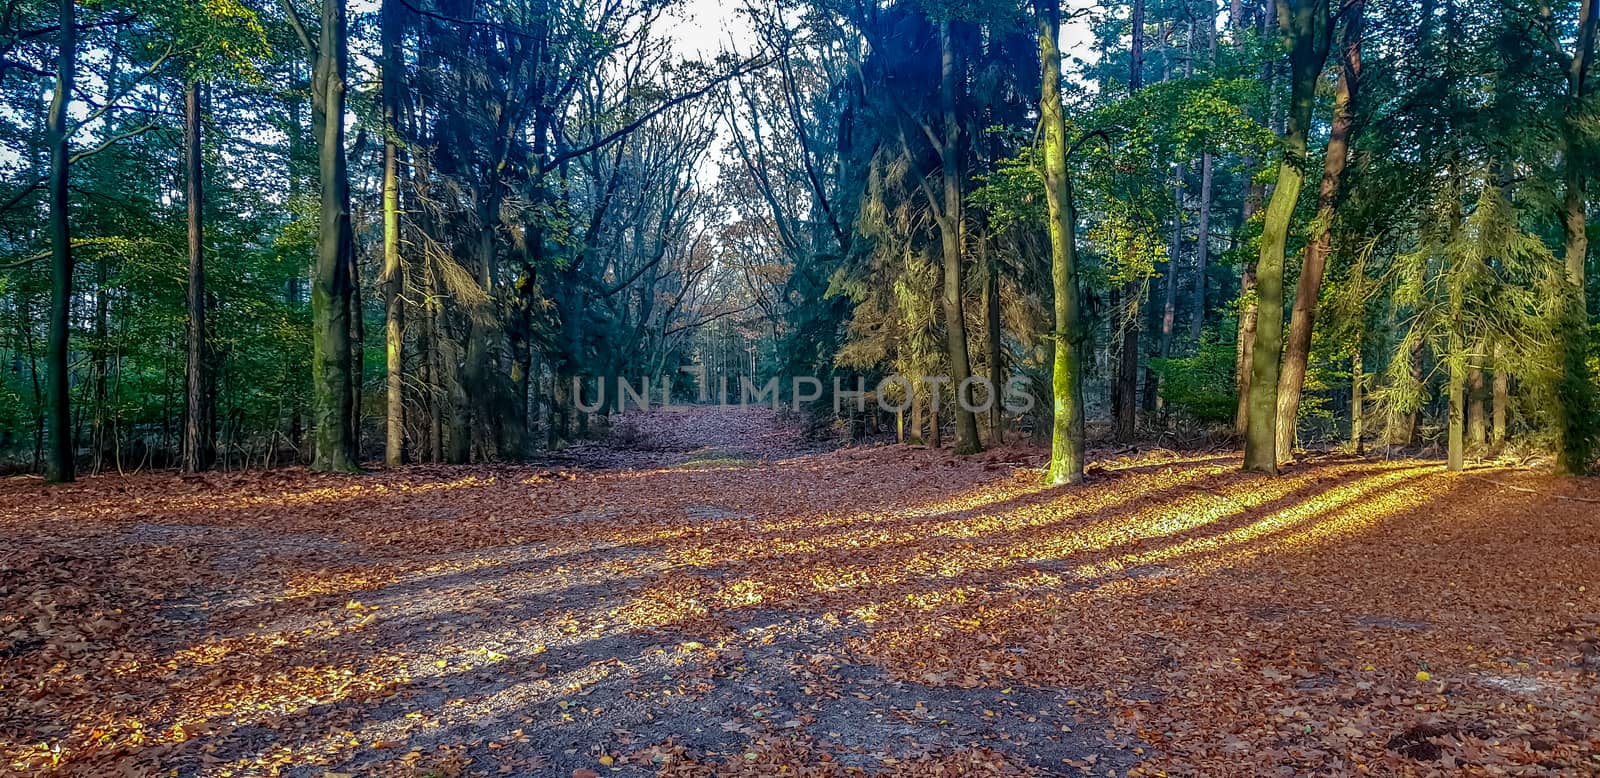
[3,406,1599,778]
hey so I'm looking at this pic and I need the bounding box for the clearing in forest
[2,406,1598,777]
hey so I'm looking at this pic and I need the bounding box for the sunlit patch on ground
[2,407,1597,776]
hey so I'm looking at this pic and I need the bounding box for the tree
[1548,0,1597,475]
[181,78,211,473]
[1037,0,1085,484]
[281,0,359,472]
[1243,0,1335,474]
[43,0,74,482]
[1273,0,1362,465]
[380,0,404,467]
[1113,0,1147,443]
[928,19,982,455]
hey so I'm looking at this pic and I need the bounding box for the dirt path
[3,406,1598,776]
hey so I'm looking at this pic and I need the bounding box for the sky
[663,0,1104,64]
[659,0,1105,185]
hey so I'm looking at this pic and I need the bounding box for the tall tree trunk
[44,0,75,483]
[1467,355,1485,451]
[182,79,212,473]
[1156,161,1182,415]
[92,218,109,471]
[349,239,363,453]
[909,386,924,445]
[1400,338,1423,446]
[1154,17,1196,415]
[1191,4,1218,344]
[285,77,307,458]
[1555,0,1596,475]
[984,239,1003,443]
[1447,330,1464,472]
[381,0,405,467]
[427,287,445,462]
[305,0,359,472]
[1444,160,1466,471]
[1244,0,1332,474]
[1192,152,1214,343]
[1114,0,1146,443]
[1350,347,1363,454]
[463,193,498,457]
[1234,4,1270,437]
[1491,340,1507,450]
[1273,0,1362,465]
[1234,257,1258,434]
[1038,0,1085,484]
[935,20,980,455]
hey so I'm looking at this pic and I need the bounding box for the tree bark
[44,0,75,483]
[1191,5,1218,344]
[1467,356,1485,451]
[984,239,1003,443]
[1273,0,1361,465]
[1244,0,1332,474]
[1114,0,1145,443]
[1491,340,1508,450]
[181,79,212,473]
[1192,152,1214,343]
[92,219,109,472]
[1038,0,1085,484]
[1555,0,1596,475]
[1234,258,1258,434]
[1350,347,1363,454]
[1233,3,1270,438]
[1154,16,1198,415]
[1398,338,1423,446]
[305,0,360,472]
[381,0,405,467]
[1447,331,1464,472]
[910,386,924,446]
[1156,161,1182,415]
[934,20,980,455]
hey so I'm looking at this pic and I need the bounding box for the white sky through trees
[661,0,1103,186]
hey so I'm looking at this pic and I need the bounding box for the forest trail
[3,405,1599,777]
[546,405,829,470]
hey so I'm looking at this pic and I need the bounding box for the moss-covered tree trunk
[984,240,1003,443]
[380,0,405,466]
[1037,0,1084,484]
[301,0,360,472]
[1274,1,1360,465]
[1244,0,1332,474]
[1447,331,1465,472]
[1555,0,1596,475]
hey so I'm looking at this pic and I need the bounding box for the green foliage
[970,147,1045,234]
[1148,331,1237,424]
[1087,206,1165,287]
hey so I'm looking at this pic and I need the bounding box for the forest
[3,0,1600,775]
[0,0,1594,481]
